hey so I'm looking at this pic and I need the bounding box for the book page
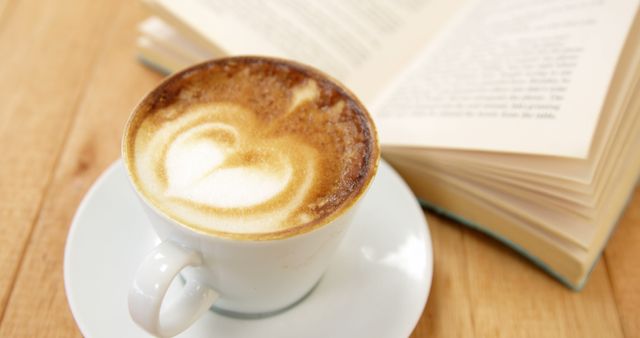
[147,0,467,104]
[375,0,639,158]
[406,13,640,183]
[139,17,213,64]
[392,100,640,247]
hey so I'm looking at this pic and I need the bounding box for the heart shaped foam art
[164,122,293,209]
[133,90,319,235]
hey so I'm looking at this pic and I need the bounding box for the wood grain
[0,0,122,321]
[0,1,162,336]
[0,0,14,31]
[0,0,638,337]
[411,217,475,337]
[463,227,623,338]
[605,188,640,338]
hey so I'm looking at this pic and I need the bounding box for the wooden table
[0,0,638,337]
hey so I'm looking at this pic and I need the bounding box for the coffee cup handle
[128,241,218,337]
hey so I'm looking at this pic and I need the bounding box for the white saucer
[64,160,433,338]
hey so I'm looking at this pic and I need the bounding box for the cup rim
[121,56,380,241]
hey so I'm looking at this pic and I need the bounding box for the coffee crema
[123,57,378,239]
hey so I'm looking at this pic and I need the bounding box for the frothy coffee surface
[124,58,378,238]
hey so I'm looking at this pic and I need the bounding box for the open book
[136,0,640,290]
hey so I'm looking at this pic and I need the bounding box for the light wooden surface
[0,0,638,337]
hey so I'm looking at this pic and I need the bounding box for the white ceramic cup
[124,58,379,337]
[127,195,367,337]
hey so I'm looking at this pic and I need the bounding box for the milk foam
[125,58,378,237]
[133,102,318,234]
[163,122,295,208]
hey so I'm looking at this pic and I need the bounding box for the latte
[123,57,378,239]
